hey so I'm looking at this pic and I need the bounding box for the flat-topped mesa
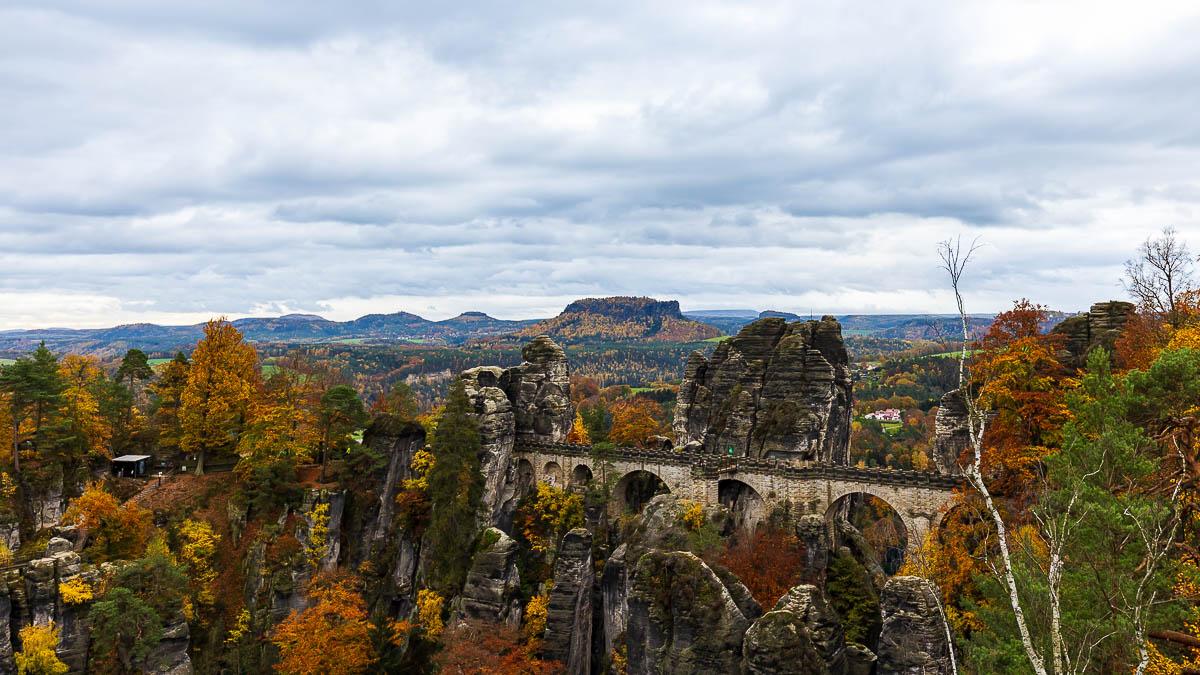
[673,316,852,464]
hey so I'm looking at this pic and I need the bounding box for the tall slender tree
[179,321,260,475]
[0,342,64,474]
[317,385,367,480]
[149,353,189,455]
[423,378,483,595]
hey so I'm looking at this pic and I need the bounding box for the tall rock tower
[673,316,852,464]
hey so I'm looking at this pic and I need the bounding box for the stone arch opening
[717,479,766,533]
[613,470,669,514]
[569,464,593,490]
[542,461,563,487]
[825,492,910,575]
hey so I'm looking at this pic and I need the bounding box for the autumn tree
[149,353,189,455]
[717,526,807,608]
[607,397,665,447]
[272,574,375,675]
[566,411,590,444]
[180,320,260,474]
[14,623,68,675]
[62,483,152,561]
[57,354,110,462]
[423,378,483,596]
[237,369,320,466]
[970,299,1069,500]
[0,342,64,474]
[436,620,560,675]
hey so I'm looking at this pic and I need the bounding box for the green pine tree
[423,378,483,596]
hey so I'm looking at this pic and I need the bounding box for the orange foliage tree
[272,574,385,675]
[607,397,665,447]
[436,620,561,675]
[970,300,1069,500]
[237,370,320,465]
[180,320,261,474]
[62,483,152,561]
[716,526,806,608]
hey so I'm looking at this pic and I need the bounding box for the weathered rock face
[626,550,751,674]
[742,610,826,675]
[1050,300,1134,369]
[543,528,593,674]
[796,515,830,584]
[355,416,427,560]
[932,389,968,476]
[459,336,571,527]
[504,336,573,443]
[673,317,852,463]
[455,528,522,626]
[461,366,519,528]
[143,611,193,675]
[772,585,846,672]
[600,494,735,658]
[0,580,12,673]
[877,576,954,675]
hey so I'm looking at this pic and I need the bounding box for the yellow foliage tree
[178,519,220,608]
[566,412,590,445]
[180,320,261,474]
[150,353,189,454]
[237,370,320,465]
[58,354,110,459]
[15,623,68,675]
[516,482,585,554]
[304,502,330,571]
[416,589,445,640]
[523,593,550,642]
[58,577,93,605]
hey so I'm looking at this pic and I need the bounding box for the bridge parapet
[514,440,964,490]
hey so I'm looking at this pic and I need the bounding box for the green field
[148,357,173,366]
[880,421,903,435]
[930,348,981,359]
[0,358,15,366]
[703,335,730,343]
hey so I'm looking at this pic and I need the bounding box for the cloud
[1,1,1199,329]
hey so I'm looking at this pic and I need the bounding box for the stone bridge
[513,441,964,555]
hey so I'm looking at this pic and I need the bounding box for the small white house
[864,408,902,423]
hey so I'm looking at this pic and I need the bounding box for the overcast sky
[2,1,1199,329]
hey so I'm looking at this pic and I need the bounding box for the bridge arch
[570,464,593,490]
[717,478,766,533]
[825,486,926,569]
[825,491,910,573]
[542,461,563,487]
[613,469,669,514]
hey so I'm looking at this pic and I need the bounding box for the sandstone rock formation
[455,528,522,626]
[1050,300,1134,369]
[673,317,852,463]
[877,576,954,675]
[461,366,518,527]
[543,528,593,674]
[0,581,12,673]
[741,610,826,675]
[356,416,427,557]
[504,336,573,443]
[772,585,847,672]
[626,550,751,674]
[461,335,572,527]
[932,389,969,476]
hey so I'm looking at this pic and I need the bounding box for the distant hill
[0,310,540,358]
[518,297,720,343]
